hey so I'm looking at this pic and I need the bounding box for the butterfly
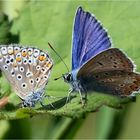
[62,7,140,105]
[0,44,53,107]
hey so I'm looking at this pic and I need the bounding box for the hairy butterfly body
[0,44,53,107]
[62,7,140,105]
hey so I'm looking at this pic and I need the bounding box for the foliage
[0,1,140,139]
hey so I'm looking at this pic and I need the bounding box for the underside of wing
[78,70,140,96]
[72,7,112,70]
[0,44,53,99]
[77,48,134,78]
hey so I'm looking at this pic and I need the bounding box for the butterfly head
[62,73,73,83]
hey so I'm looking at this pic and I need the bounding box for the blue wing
[72,7,112,70]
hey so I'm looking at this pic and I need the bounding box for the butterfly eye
[21,83,27,89]
[66,74,72,81]
[1,47,7,55]
[63,74,72,82]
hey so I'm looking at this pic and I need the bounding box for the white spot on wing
[26,70,33,77]
[11,69,15,77]
[8,46,14,54]
[36,77,40,83]
[3,65,8,70]
[28,48,33,56]
[1,47,7,55]
[29,79,34,85]
[34,49,40,57]
[19,66,24,72]
[17,74,22,80]
[23,58,28,64]
[21,83,27,89]
[36,65,41,71]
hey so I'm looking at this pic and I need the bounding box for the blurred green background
[0,0,140,139]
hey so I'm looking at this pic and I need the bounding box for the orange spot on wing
[130,84,139,90]
[16,57,21,62]
[21,52,27,57]
[46,62,52,68]
[38,56,46,61]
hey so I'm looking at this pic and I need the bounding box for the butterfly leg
[44,95,55,109]
[78,89,87,107]
[40,101,45,107]
[39,100,55,109]
[82,92,87,105]
[65,88,73,105]
[78,82,87,106]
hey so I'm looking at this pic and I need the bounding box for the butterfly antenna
[54,75,63,81]
[48,42,69,72]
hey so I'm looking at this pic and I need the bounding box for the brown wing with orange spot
[77,48,140,96]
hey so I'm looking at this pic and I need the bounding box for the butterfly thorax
[63,70,84,93]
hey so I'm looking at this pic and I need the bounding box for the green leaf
[0,1,139,120]
[0,13,12,44]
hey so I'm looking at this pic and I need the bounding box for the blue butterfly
[62,7,140,105]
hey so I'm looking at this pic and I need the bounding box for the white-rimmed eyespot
[0,44,53,107]
[1,47,7,55]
